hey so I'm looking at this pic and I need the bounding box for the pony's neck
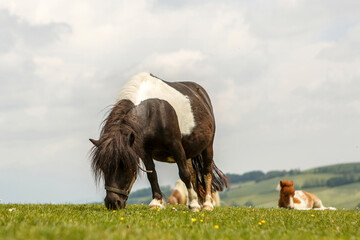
[279,191,293,208]
[101,99,143,169]
[101,100,135,135]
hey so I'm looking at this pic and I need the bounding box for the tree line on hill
[302,175,360,188]
[226,169,301,184]
[227,162,360,188]
[305,163,360,175]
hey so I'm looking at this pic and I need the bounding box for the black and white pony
[90,72,229,211]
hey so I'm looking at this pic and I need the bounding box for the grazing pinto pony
[90,72,229,211]
[278,180,336,210]
[167,179,221,207]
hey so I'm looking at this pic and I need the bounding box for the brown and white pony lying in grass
[278,180,336,210]
[167,179,220,207]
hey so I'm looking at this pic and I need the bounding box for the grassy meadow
[1,204,359,240]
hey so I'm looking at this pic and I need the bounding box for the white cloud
[129,50,212,78]
[318,24,360,62]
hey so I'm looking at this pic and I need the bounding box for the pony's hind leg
[313,199,336,210]
[186,158,198,198]
[187,184,201,212]
[202,145,215,211]
[143,155,165,209]
[312,197,326,210]
[173,144,201,212]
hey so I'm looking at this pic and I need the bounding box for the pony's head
[278,180,295,209]
[90,100,141,210]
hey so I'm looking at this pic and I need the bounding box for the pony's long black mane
[90,99,142,182]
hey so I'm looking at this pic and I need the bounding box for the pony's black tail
[191,155,230,199]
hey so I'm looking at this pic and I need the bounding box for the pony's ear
[89,138,100,147]
[128,132,135,147]
[290,180,294,186]
[280,180,284,187]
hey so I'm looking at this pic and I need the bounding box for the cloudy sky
[0,0,359,204]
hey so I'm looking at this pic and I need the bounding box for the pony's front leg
[143,157,165,209]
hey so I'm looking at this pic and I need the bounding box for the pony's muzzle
[105,194,127,210]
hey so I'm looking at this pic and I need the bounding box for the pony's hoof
[150,206,162,210]
[149,198,165,210]
[149,204,165,210]
[190,207,200,212]
[203,205,214,211]
[189,200,201,212]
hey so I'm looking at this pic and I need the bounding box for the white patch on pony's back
[118,72,195,135]
[294,191,310,209]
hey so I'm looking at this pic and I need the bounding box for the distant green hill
[127,186,172,205]
[221,162,360,209]
[128,162,360,209]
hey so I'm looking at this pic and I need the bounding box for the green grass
[1,204,360,240]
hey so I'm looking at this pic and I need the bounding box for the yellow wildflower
[258,222,262,226]
[261,220,266,224]
[120,217,124,221]
[192,218,197,222]
[201,213,205,217]
[311,214,315,217]
[200,219,204,223]
[214,225,219,229]
[113,210,116,213]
